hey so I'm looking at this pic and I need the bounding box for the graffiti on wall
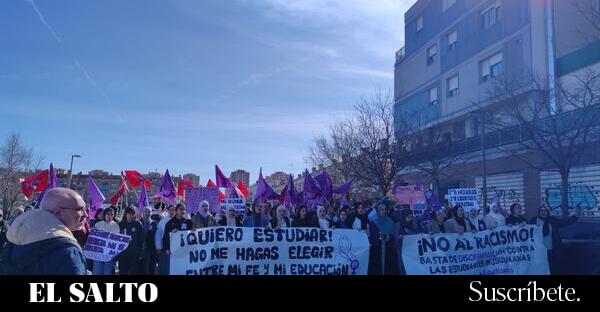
[478,186,523,209]
[543,183,599,217]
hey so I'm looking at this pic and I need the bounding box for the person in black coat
[506,203,527,226]
[529,206,579,274]
[292,206,316,228]
[119,207,144,275]
[163,204,193,257]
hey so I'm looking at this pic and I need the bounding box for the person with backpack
[2,188,87,275]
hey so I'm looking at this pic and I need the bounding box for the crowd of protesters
[0,188,580,275]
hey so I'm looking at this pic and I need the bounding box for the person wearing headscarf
[467,208,487,232]
[218,206,243,227]
[368,204,397,275]
[316,206,333,229]
[192,200,216,229]
[269,206,291,229]
[529,206,579,274]
[426,210,446,234]
[445,205,475,233]
[484,203,506,230]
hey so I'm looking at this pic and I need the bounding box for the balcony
[395,47,405,64]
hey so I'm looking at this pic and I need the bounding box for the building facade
[394,0,600,220]
[229,169,250,186]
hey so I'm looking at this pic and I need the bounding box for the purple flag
[252,168,278,204]
[159,169,177,204]
[215,165,232,188]
[283,174,300,207]
[315,171,333,201]
[88,176,105,218]
[303,170,323,209]
[36,163,58,207]
[49,162,58,188]
[334,180,353,195]
[138,183,149,215]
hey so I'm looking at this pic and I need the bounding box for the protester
[3,188,87,275]
[467,208,486,232]
[316,206,333,229]
[334,209,352,229]
[93,206,120,275]
[425,210,446,234]
[352,204,369,233]
[7,207,24,227]
[89,207,105,228]
[368,204,397,275]
[162,204,193,260]
[140,207,157,275]
[529,206,580,273]
[394,208,422,274]
[155,204,176,275]
[219,206,243,227]
[119,207,144,275]
[269,205,291,229]
[445,205,473,233]
[505,203,527,226]
[242,203,270,227]
[0,210,7,249]
[484,203,506,230]
[291,206,314,227]
[192,200,216,229]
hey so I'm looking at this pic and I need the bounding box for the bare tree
[486,70,600,217]
[395,110,462,195]
[308,90,402,196]
[574,0,600,41]
[0,132,41,216]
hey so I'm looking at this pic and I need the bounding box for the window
[447,75,459,97]
[416,16,423,33]
[447,30,457,51]
[480,52,503,81]
[429,86,438,105]
[481,1,501,29]
[427,45,438,64]
[443,0,456,11]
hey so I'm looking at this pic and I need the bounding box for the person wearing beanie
[4,188,87,275]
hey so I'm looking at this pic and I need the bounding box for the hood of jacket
[6,209,78,246]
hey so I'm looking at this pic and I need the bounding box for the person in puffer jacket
[4,188,87,275]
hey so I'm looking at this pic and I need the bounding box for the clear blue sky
[0,0,415,183]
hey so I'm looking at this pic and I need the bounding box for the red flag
[279,184,288,204]
[177,179,194,197]
[20,170,49,200]
[125,170,151,189]
[207,179,225,202]
[237,180,250,198]
[109,176,130,205]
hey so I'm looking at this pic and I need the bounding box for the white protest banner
[185,187,220,215]
[402,225,549,275]
[222,197,245,213]
[83,228,131,262]
[448,188,480,212]
[170,227,370,275]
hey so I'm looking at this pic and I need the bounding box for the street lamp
[67,155,82,189]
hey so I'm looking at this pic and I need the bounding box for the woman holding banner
[269,206,291,229]
[192,200,216,229]
[394,207,422,274]
[368,204,396,275]
[445,205,474,233]
[93,206,120,275]
[425,210,446,234]
[291,206,315,228]
[506,204,527,226]
[334,209,352,229]
[316,206,334,229]
[218,206,243,227]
